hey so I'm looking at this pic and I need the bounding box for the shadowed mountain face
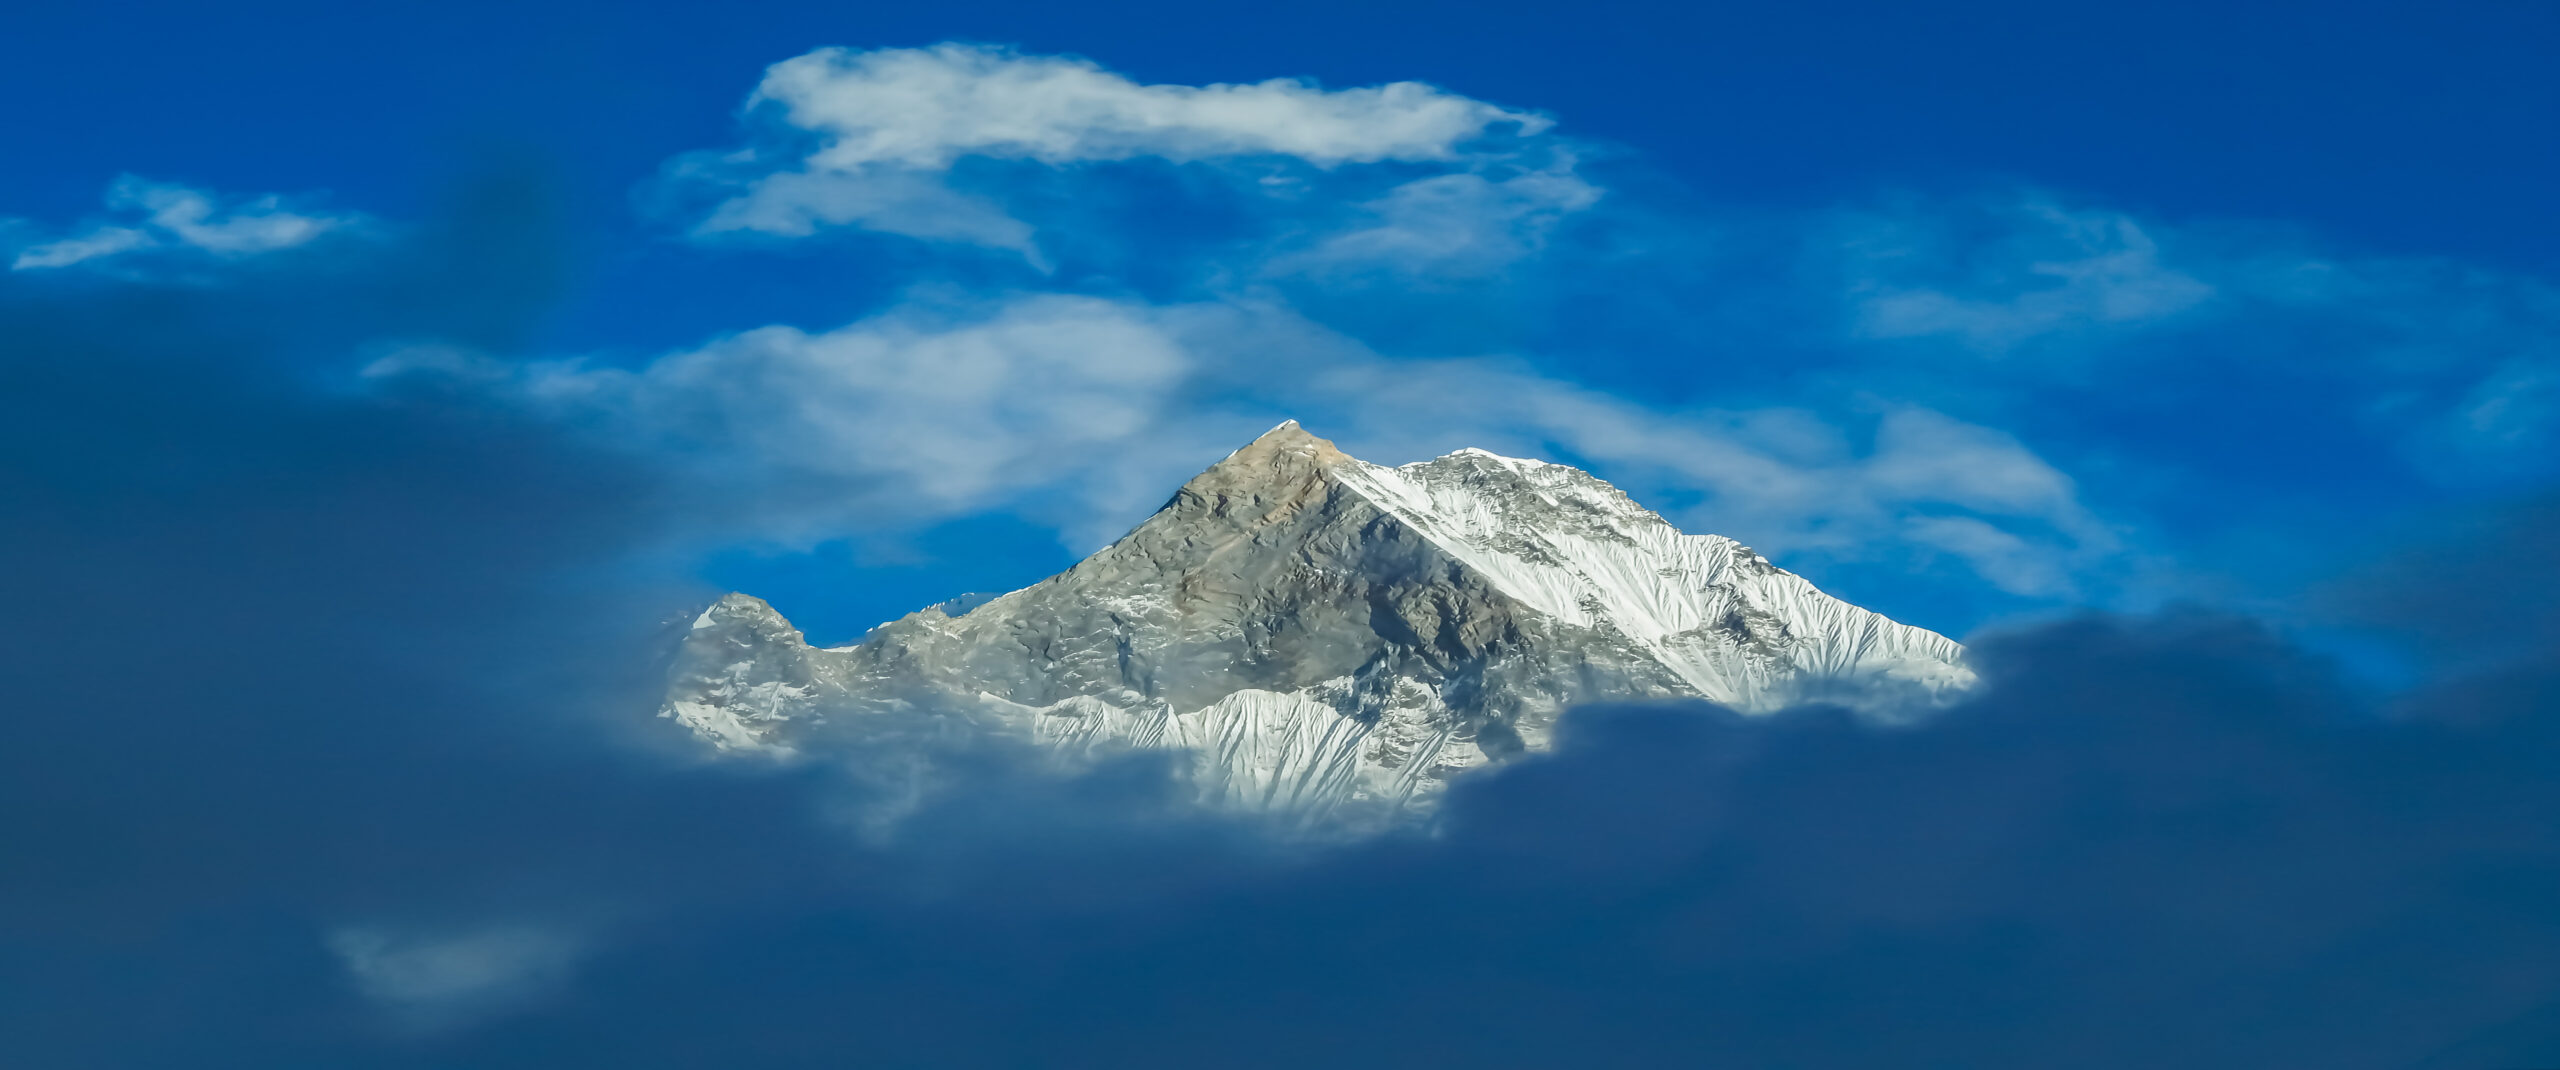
[664,422,1971,820]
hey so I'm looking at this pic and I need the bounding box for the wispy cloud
[372,292,2121,599]
[73,45,2547,616]
[9,175,363,271]
[665,44,1576,270]
[756,43,1544,169]
[1266,159,1602,281]
[1302,363,2119,597]
[10,225,153,270]
[328,923,588,1029]
[1825,191,2560,489]
[1844,198,2215,351]
[2248,254,2560,484]
[366,293,1200,538]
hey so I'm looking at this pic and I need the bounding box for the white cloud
[1901,515,2077,598]
[700,166,1041,261]
[108,177,345,254]
[1268,161,1601,280]
[9,175,360,271]
[377,292,2119,598]
[1847,198,2215,350]
[329,923,585,1027]
[754,44,1544,171]
[10,225,151,270]
[373,293,1199,541]
[674,44,1567,266]
[2414,354,2560,482]
[1831,191,2560,483]
[1861,408,2096,526]
[2458,360,2559,445]
[2258,257,2560,479]
[1298,361,2116,596]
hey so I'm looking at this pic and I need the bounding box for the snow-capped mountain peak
[661,421,1972,820]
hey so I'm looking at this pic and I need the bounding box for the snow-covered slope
[663,421,1972,822]
[1335,446,1970,709]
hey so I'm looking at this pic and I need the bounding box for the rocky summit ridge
[662,421,1973,820]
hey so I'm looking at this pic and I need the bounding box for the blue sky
[7,0,2556,641]
[6,3,2560,1064]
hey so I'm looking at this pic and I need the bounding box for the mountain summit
[664,421,1972,818]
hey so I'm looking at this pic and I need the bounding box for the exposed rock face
[664,422,1972,821]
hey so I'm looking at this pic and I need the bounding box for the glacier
[662,421,1972,822]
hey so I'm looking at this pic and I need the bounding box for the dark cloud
[391,606,2560,1070]
[2326,495,2560,669]
[3,196,2558,1068]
